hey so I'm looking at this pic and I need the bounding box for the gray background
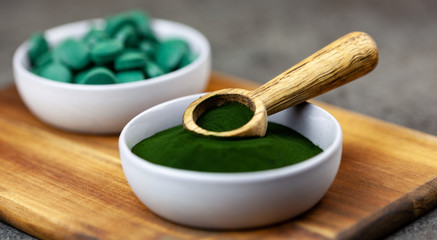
[1,0,436,239]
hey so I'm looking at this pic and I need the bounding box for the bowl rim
[119,93,343,183]
[13,18,211,92]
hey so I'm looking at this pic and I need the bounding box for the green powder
[132,123,322,172]
[195,102,254,132]
[131,101,322,172]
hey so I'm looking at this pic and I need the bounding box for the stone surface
[1,0,436,239]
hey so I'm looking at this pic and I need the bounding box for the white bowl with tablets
[13,10,211,134]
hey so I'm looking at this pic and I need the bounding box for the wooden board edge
[337,176,437,240]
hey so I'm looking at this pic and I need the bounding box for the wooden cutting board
[1,72,437,240]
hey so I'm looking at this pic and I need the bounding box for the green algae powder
[131,102,323,173]
[196,102,254,132]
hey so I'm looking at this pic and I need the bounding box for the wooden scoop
[183,32,378,137]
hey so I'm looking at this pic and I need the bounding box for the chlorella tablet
[82,29,108,46]
[114,24,138,47]
[27,9,196,85]
[38,62,72,83]
[180,51,197,67]
[156,38,189,72]
[114,51,147,71]
[90,39,124,65]
[28,32,49,64]
[105,11,136,37]
[76,67,116,84]
[115,70,145,83]
[128,10,152,37]
[139,40,157,58]
[144,61,164,78]
[56,38,90,70]
[33,51,53,68]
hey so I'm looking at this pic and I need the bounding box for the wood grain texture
[250,31,378,115]
[1,72,437,239]
[184,32,378,137]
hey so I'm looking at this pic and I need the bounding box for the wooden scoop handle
[248,31,378,115]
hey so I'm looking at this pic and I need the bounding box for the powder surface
[195,102,254,132]
[131,122,323,173]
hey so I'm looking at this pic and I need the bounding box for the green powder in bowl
[131,102,322,173]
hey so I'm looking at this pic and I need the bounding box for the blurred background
[1,0,436,239]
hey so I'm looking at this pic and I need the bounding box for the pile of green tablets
[27,10,196,84]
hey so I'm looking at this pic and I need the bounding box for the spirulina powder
[196,102,254,132]
[131,102,322,173]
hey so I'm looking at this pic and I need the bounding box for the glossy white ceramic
[119,93,342,229]
[13,18,210,134]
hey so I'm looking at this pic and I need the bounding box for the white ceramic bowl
[13,18,211,134]
[119,94,343,229]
